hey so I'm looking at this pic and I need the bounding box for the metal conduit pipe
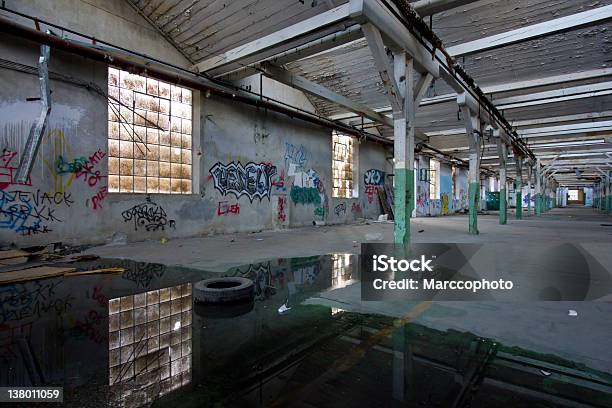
[0,15,392,147]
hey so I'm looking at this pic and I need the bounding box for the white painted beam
[518,120,612,138]
[511,110,612,127]
[192,3,355,75]
[495,81,612,110]
[446,4,612,56]
[261,63,393,127]
[498,90,612,110]
[361,0,440,78]
[362,23,404,113]
[366,69,612,117]
[484,68,612,94]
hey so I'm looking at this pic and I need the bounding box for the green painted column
[515,157,523,219]
[391,54,415,246]
[499,187,507,225]
[463,107,481,235]
[535,194,542,215]
[394,168,413,244]
[469,182,479,234]
[495,139,508,225]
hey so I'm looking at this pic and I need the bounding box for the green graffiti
[290,186,321,205]
[314,207,325,217]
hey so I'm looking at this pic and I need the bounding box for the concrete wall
[2,0,191,68]
[0,2,391,246]
[415,155,468,217]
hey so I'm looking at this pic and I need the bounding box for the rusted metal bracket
[15,43,51,183]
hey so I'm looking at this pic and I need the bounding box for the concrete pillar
[526,165,532,216]
[495,138,507,225]
[393,54,415,245]
[462,108,481,234]
[606,170,612,214]
[535,159,542,216]
[515,156,523,219]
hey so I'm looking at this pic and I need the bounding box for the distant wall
[415,155,468,216]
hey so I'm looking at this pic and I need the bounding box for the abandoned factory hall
[0,0,611,407]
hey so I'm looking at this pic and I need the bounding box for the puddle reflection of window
[331,307,345,315]
[332,254,353,289]
[108,283,192,406]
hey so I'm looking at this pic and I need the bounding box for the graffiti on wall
[334,202,346,216]
[54,148,106,189]
[284,142,309,170]
[86,186,109,210]
[440,175,452,214]
[277,195,287,222]
[121,261,166,289]
[441,193,450,215]
[272,168,286,193]
[217,201,240,216]
[351,201,362,216]
[0,189,73,235]
[290,186,321,205]
[364,169,385,204]
[209,161,277,202]
[0,149,32,190]
[121,196,176,231]
[0,280,73,325]
[364,169,385,186]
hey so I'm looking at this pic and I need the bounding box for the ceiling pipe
[0,15,392,146]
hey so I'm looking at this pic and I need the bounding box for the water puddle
[0,255,610,407]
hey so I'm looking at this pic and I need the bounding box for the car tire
[193,277,254,304]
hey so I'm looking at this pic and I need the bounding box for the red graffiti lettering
[88,186,108,210]
[365,185,378,204]
[277,196,287,222]
[0,149,32,190]
[217,201,240,216]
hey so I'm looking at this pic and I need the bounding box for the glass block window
[108,68,193,194]
[108,283,192,404]
[332,132,354,198]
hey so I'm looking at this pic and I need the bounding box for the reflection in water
[331,253,355,289]
[0,256,609,407]
[108,283,192,407]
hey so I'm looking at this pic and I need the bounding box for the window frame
[332,132,357,199]
[107,67,199,195]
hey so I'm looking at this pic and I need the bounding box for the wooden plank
[64,268,125,277]
[0,266,76,284]
[0,249,30,260]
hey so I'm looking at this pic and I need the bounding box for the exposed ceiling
[127,0,612,187]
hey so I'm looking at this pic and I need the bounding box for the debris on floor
[568,309,578,317]
[278,303,291,315]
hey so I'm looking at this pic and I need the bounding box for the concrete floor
[83,206,612,374]
[85,205,612,272]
